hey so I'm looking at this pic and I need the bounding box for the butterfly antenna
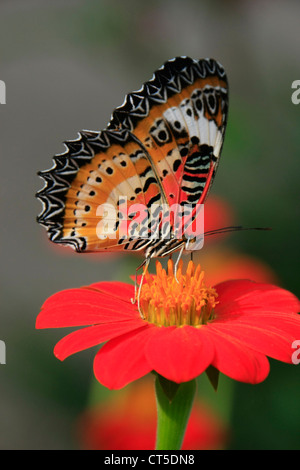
[205,226,271,237]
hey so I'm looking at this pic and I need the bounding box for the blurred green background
[0,0,299,449]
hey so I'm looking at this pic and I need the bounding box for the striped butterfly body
[37,57,229,263]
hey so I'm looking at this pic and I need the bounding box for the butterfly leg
[137,257,151,319]
[131,258,147,305]
[174,243,185,283]
[131,257,151,318]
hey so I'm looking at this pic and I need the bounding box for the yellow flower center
[139,259,218,327]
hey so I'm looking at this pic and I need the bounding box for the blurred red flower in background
[195,195,277,285]
[193,247,277,286]
[204,196,235,241]
[78,378,227,450]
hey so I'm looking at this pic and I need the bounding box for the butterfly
[37,56,229,276]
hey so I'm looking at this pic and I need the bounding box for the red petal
[36,287,138,328]
[87,281,134,302]
[54,319,145,361]
[93,325,156,390]
[145,326,215,383]
[208,322,296,363]
[203,326,270,384]
[214,279,276,301]
[215,280,300,317]
[222,312,300,335]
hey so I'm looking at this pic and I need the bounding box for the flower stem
[155,375,197,450]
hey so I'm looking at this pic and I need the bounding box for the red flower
[36,260,300,390]
[78,378,227,450]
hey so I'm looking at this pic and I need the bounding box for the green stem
[155,375,197,450]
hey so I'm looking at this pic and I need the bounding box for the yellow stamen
[139,260,218,327]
